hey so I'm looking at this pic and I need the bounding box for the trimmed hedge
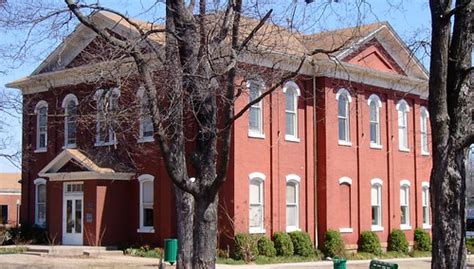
[359,231,382,255]
[414,228,432,251]
[289,231,314,257]
[322,230,345,258]
[388,229,409,253]
[257,236,276,257]
[272,232,294,256]
[233,233,259,262]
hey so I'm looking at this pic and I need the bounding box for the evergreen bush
[233,233,259,262]
[359,231,382,255]
[257,236,276,257]
[289,231,314,257]
[388,229,409,253]
[322,230,345,258]
[272,232,294,256]
[414,228,432,251]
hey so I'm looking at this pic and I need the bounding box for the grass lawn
[0,247,27,255]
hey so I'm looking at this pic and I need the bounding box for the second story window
[336,88,351,145]
[62,94,78,148]
[137,87,154,142]
[94,88,120,146]
[283,81,301,142]
[397,99,410,151]
[420,107,429,155]
[248,81,264,138]
[34,100,48,152]
[368,94,382,148]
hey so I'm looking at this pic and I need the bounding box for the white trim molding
[339,177,352,185]
[249,172,266,181]
[335,88,353,102]
[137,174,155,233]
[371,178,383,186]
[400,179,411,187]
[339,228,353,233]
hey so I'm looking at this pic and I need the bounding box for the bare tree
[428,0,473,268]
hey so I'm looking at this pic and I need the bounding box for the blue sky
[0,0,432,173]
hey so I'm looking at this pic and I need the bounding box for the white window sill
[62,144,77,149]
[137,137,155,143]
[422,224,431,230]
[137,227,155,233]
[95,141,117,147]
[339,228,353,233]
[34,148,47,153]
[399,148,410,153]
[248,132,265,139]
[286,226,301,233]
[421,151,430,156]
[338,140,352,147]
[249,227,266,234]
[371,225,384,232]
[400,224,412,230]
[285,135,300,143]
[370,143,383,150]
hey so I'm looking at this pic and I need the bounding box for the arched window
[248,80,264,138]
[34,178,47,227]
[396,100,410,151]
[94,88,120,146]
[138,174,155,233]
[371,178,383,231]
[34,101,48,152]
[249,172,265,233]
[336,88,351,144]
[283,81,301,141]
[400,180,411,229]
[137,87,154,142]
[286,174,300,232]
[420,107,429,155]
[422,182,430,228]
[368,94,382,147]
[62,94,78,148]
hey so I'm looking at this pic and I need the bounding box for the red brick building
[6,12,431,249]
[0,173,21,227]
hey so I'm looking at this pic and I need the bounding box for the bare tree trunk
[175,187,194,269]
[192,195,218,269]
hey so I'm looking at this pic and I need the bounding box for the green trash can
[333,257,347,269]
[164,239,178,265]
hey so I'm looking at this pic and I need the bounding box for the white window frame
[34,178,47,227]
[247,80,265,138]
[420,107,430,155]
[338,177,353,233]
[137,87,155,143]
[34,100,48,153]
[62,94,79,148]
[249,172,265,234]
[286,174,301,232]
[396,100,410,152]
[138,174,155,233]
[336,88,352,146]
[422,182,431,229]
[283,81,301,142]
[94,88,120,146]
[368,94,382,149]
[371,178,383,231]
[400,180,411,230]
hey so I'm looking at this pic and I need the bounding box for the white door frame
[62,182,84,245]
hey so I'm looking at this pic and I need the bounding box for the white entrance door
[63,183,83,245]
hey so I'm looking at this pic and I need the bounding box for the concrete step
[83,250,124,257]
[22,251,47,257]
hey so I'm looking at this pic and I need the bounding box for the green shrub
[257,236,276,257]
[359,231,382,255]
[233,233,259,262]
[272,232,294,256]
[414,228,431,251]
[322,230,345,258]
[289,231,314,257]
[388,229,409,253]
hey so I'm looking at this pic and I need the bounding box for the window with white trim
[95,88,119,146]
[336,89,351,144]
[62,94,78,148]
[422,183,430,227]
[420,107,429,154]
[371,179,383,230]
[368,94,381,147]
[400,181,411,228]
[248,81,264,137]
[137,87,154,142]
[35,101,48,151]
[286,175,300,231]
[249,172,265,233]
[34,178,47,227]
[397,100,409,151]
[283,82,300,141]
[138,174,154,233]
